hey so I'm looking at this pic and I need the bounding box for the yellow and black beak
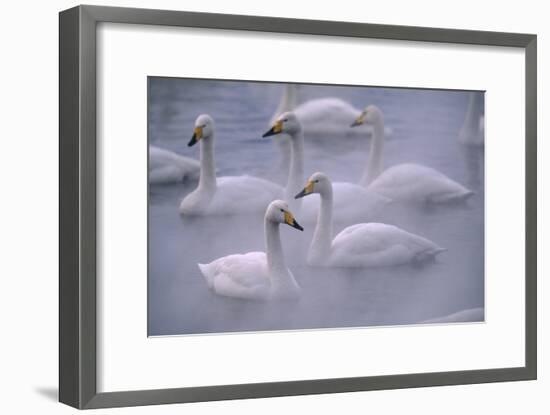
[188,126,203,147]
[284,210,304,231]
[295,181,314,199]
[262,120,283,137]
[350,112,366,128]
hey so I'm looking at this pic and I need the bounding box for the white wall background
[0,0,545,414]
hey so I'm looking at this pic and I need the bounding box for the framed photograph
[59,5,537,409]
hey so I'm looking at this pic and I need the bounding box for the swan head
[294,172,331,199]
[266,200,304,231]
[188,114,215,147]
[262,111,302,138]
[350,105,383,127]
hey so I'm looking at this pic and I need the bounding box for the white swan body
[352,105,473,204]
[198,200,303,301]
[368,163,473,203]
[149,146,200,184]
[421,307,484,324]
[264,111,389,220]
[181,175,284,215]
[295,172,446,267]
[328,223,445,268]
[300,181,391,223]
[179,114,283,216]
[458,92,484,146]
[272,85,390,137]
[295,97,364,136]
[269,85,391,180]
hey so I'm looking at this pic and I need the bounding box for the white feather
[300,173,445,268]
[197,200,301,301]
[149,146,200,184]
[369,164,474,203]
[300,181,391,223]
[329,223,445,268]
[180,114,283,216]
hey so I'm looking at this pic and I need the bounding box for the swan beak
[188,126,203,147]
[295,181,314,199]
[262,120,283,137]
[350,113,366,128]
[284,211,304,231]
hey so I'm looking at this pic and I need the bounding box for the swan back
[330,223,445,268]
[196,201,302,301]
[198,252,271,300]
[369,164,473,203]
[149,146,200,183]
[180,114,284,216]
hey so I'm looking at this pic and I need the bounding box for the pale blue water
[148,78,485,336]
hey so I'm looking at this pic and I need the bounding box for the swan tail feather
[198,263,215,289]
[428,189,475,204]
[413,247,447,264]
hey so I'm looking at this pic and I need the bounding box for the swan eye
[315,180,320,183]
[283,118,288,122]
[280,208,284,212]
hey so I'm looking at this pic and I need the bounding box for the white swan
[263,112,305,212]
[264,111,390,222]
[295,172,446,267]
[351,105,474,203]
[179,114,283,216]
[421,307,484,324]
[198,200,303,301]
[270,84,391,180]
[272,84,387,137]
[149,146,200,184]
[458,92,484,146]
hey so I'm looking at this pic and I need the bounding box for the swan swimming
[270,84,391,180]
[264,111,390,222]
[198,200,303,301]
[272,84,387,137]
[263,112,305,211]
[458,92,484,146]
[295,172,446,267]
[351,105,474,203]
[179,114,283,216]
[149,145,200,184]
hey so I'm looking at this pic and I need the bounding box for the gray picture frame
[59,4,537,409]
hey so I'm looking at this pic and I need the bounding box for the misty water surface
[148,78,484,336]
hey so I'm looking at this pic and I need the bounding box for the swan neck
[198,135,216,190]
[265,220,287,275]
[279,85,298,115]
[310,187,333,263]
[286,130,304,206]
[361,119,385,186]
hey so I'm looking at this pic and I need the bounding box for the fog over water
[148,78,485,336]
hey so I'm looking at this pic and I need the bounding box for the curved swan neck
[198,135,217,190]
[265,220,287,275]
[286,130,304,205]
[360,118,385,186]
[310,186,333,263]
